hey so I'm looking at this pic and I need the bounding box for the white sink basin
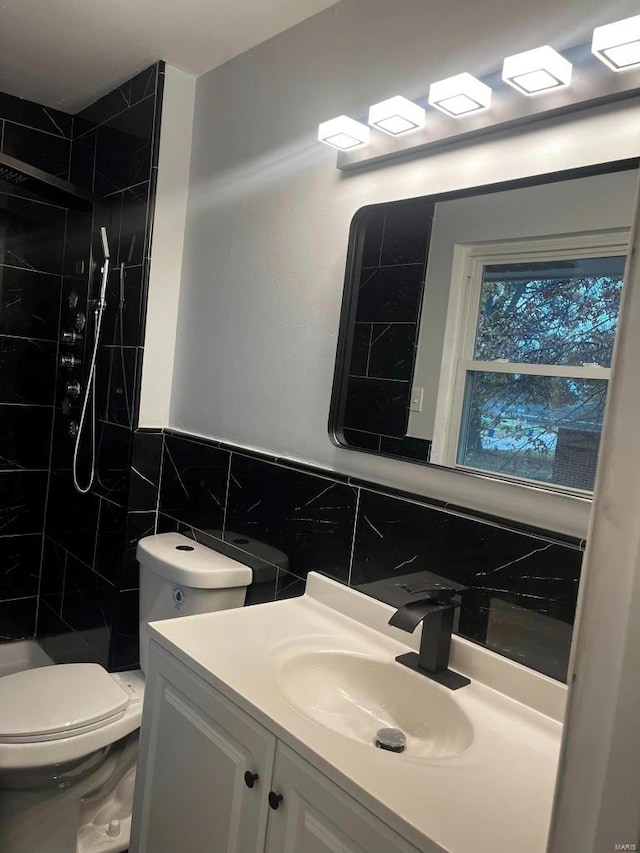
[277,649,474,759]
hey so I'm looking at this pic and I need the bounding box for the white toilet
[0,533,253,853]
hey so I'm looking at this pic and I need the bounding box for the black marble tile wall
[342,200,433,463]
[153,430,583,682]
[37,63,165,669]
[0,90,70,639]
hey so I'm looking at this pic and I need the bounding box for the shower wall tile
[37,602,96,664]
[39,536,67,613]
[0,471,47,535]
[68,130,96,192]
[0,534,42,600]
[108,588,139,671]
[47,472,100,567]
[120,511,156,590]
[0,91,71,631]
[129,430,162,511]
[0,193,67,273]
[0,404,53,470]
[94,420,132,503]
[129,66,159,107]
[94,499,126,584]
[2,123,71,180]
[96,345,138,428]
[63,208,93,276]
[93,96,155,196]
[0,338,57,404]
[0,91,72,138]
[102,265,144,348]
[0,267,61,340]
[76,64,161,131]
[117,181,151,266]
[0,596,37,641]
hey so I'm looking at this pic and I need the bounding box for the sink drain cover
[374,727,406,753]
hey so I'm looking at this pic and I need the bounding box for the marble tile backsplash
[152,429,582,681]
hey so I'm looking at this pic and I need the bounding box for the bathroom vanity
[130,574,565,853]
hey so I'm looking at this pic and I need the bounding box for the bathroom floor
[0,640,54,677]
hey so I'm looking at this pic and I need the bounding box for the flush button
[175,545,195,551]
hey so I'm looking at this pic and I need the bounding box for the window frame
[430,230,629,494]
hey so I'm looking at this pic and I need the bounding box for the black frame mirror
[329,158,638,483]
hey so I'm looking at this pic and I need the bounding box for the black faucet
[388,580,470,690]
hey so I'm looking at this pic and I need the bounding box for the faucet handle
[400,582,460,603]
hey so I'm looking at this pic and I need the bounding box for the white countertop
[148,573,565,853]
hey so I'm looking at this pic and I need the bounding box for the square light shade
[428,73,492,117]
[502,46,572,95]
[318,115,370,150]
[368,96,425,136]
[592,15,640,71]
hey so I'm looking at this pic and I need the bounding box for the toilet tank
[136,533,253,674]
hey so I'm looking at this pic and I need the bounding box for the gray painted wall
[169,0,640,538]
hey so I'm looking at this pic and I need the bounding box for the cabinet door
[265,744,421,853]
[131,644,275,853]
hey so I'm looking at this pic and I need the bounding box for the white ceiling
[0,0,339,112]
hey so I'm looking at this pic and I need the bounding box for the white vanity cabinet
[131,644,422,853]
[265,743,421,853]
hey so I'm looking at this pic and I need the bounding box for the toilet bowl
[0,533,253,853]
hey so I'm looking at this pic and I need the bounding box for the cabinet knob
[244,771,259,789]
[268,791,283,810]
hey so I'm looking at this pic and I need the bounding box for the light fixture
[502,46,572,95]
[318,115,370,150]
[368,96,425,136]
[592,15,640,71]
[428,73,492,117]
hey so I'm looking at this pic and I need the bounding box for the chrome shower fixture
[72,226,111,494]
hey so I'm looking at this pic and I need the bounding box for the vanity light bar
[502,46,572,95]
[368,96,425,136]
[318,115,370,150]
[319,16,640,159]
[592,14,640,71]
[428,73,492,117]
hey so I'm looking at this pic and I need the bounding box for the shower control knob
[61,330,83,344]
[65,380,81,399]
[75,311,86,333]
[59,354,81,369]
[68,421,79,438]
[61,397,71,415]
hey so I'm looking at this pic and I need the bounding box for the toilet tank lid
[136,533,253,588]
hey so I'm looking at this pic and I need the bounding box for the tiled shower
[0,63,164,668]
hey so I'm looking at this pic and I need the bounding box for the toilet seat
[0,668,144,771]
[0,664,131,744]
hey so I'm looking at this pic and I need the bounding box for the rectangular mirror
[330,161,638,495]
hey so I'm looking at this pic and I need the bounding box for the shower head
[0,151,95,210]
[100,227,111,261]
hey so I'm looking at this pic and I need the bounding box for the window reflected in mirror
[330,165,637,494]
[454,254,624,490]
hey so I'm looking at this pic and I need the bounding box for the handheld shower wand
[72,227,110,494]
